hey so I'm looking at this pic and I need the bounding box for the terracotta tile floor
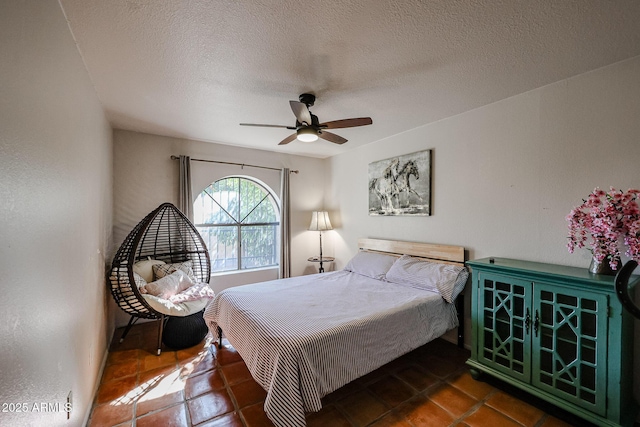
[88,321,595,427]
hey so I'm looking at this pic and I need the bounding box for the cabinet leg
[469,368,483,381]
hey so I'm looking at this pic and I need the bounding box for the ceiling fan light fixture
[297,127,318,142]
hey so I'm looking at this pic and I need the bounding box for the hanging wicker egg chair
[109,202,211,355]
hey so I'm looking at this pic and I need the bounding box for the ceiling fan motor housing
[299,93,315,107]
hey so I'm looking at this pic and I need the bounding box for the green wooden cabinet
[467,257,638,427]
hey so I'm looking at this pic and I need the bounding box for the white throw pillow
[386,255,469,303]
[132,272,147,288]
[133,258,166,283]
[109,268,147,288]
[140,270,194,299]
[343,251,398,280]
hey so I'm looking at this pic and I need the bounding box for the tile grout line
[351,356,469,426]
[445,388,500,427]
[215,350,246,426]
[362,366,463,426]
[130,352,141,426]
[132,355,182,424]
[411,365,504,427]
[213,341,255,427]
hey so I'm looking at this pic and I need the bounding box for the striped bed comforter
[203,270,459,427]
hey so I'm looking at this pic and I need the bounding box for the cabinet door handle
[534,310,540,337]
[525,308,531,334]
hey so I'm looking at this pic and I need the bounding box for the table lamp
[309,211,333,261]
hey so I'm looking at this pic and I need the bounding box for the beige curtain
[178,155,193,221]
[279,168,291,278]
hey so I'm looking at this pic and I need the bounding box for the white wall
[112,130,326,325]
[0,1,113,426]
[325,55,640,407]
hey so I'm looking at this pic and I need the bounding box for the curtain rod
[171,155,299,173]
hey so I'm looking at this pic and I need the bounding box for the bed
[203,238,468,427]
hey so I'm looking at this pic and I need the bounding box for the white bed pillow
[385,255,469,303]
[153,260,197,282]
[140,269,194,299]
[343,251,398,280]
[133,258,166,283]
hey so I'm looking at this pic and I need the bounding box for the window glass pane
[193,189,215,225]
[241,225,279,269]
[209,178,240,223]
[193,181,238,225]
[193,190,234,225]
[198,225,238,272]
[244,197,278,224]
[240,178,267,222]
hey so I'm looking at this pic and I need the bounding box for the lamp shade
[309,211,333,231]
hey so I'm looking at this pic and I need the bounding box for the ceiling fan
[240,93,373,145]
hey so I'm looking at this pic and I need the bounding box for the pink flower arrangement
[567,187,640,270]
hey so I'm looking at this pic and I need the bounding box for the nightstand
[308,256,334,273]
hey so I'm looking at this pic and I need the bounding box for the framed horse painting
[368,149,431,216]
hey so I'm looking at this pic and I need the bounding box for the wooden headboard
[358,238,465,266]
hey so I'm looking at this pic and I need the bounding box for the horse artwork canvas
[368,149,431,216]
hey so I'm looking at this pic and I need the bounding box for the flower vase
[589,256,621,275]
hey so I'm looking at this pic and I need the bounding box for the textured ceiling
[60,0,640,158]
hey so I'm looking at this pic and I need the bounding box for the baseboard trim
[81,334,112,426]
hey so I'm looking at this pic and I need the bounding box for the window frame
[193,175,281,272]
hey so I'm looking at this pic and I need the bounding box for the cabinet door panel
[477,272,531,382]
[532,283,607,416]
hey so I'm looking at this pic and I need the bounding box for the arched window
[193,176,280,272]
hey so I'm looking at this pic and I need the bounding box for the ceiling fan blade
[318,131,348,145]
[240,123,296,129]
[289,101,312,125]
[319,117,373,129]
[278,133,298,145]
